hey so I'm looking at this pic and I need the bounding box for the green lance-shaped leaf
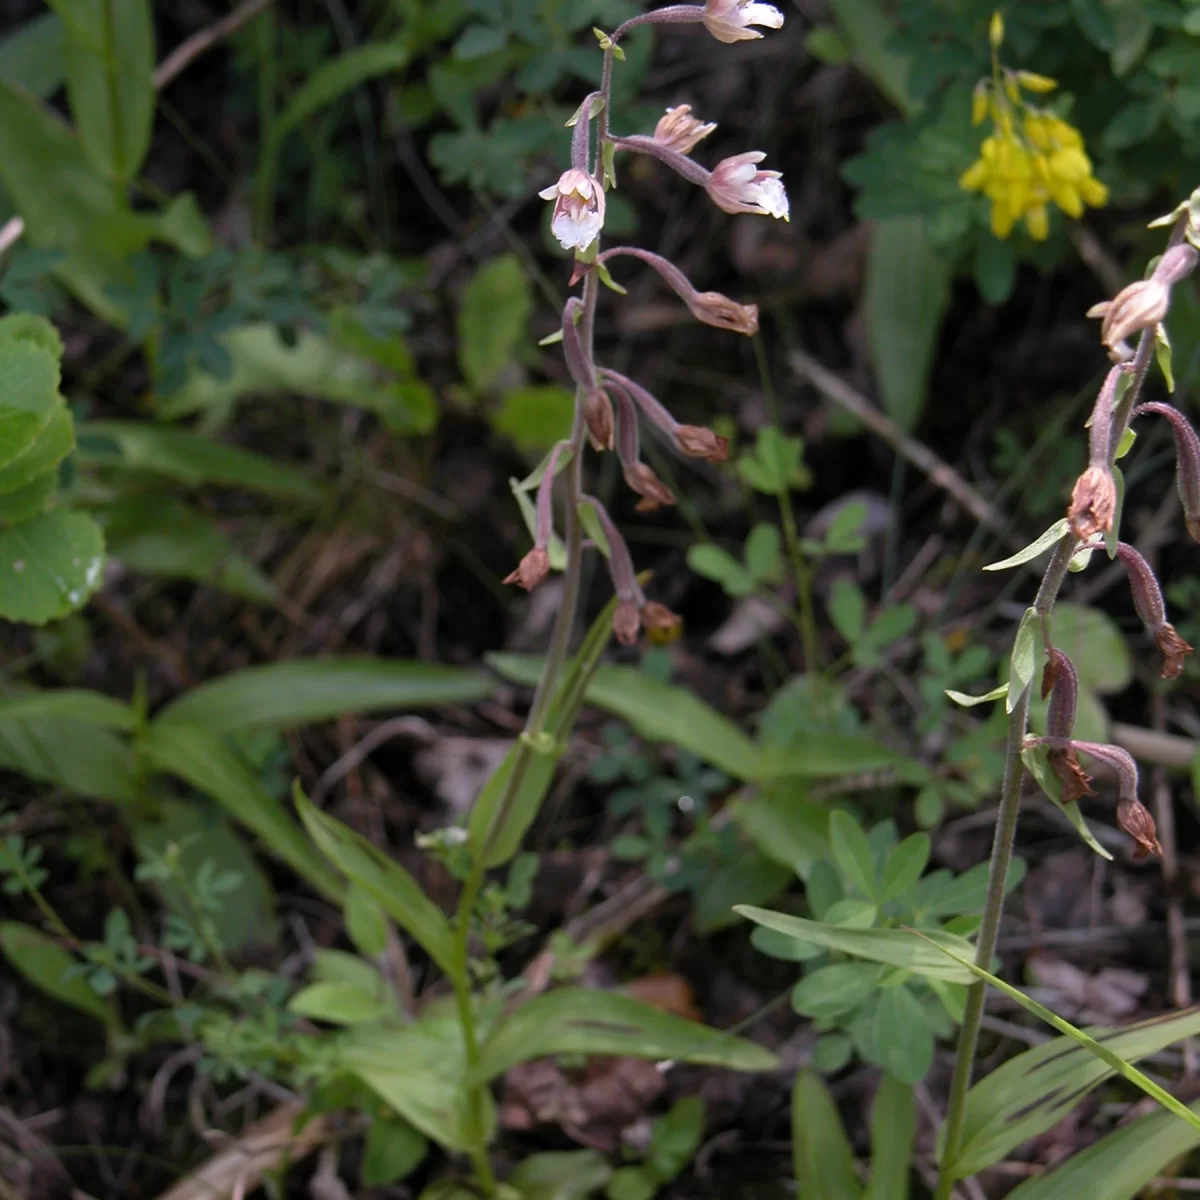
[792,1070,863,1200]
[0,921,117,1029]
[470,987,777,1084]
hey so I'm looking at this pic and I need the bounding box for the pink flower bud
[702,0,784,43]
[654,104,717,155]
[623,462,677,511]
[1087,280,1169,363]
[503,547,550,591]
[1112,541,1193,678]
[705,152,789,220]
[675,425,730,463]
[1135,403,1200,544]
[584,387,615,452]
[538,168,606,252]
[1067,466,1116,540]
[1117,797,1162,861]
[613,599,642,645]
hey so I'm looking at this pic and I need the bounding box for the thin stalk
[253,8,278,242]
[753,334,819,670]
[933,533,1078,1199]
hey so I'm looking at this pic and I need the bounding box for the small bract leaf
[983,520,1069,571]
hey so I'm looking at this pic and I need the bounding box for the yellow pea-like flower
[1016,70,1057,93]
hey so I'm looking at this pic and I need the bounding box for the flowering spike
[706,152,789,220]
[596,246,758,335]
[703,0,784,43]
[654,104,717,155]
[539,168,606,252]
[1134,402,1200,543]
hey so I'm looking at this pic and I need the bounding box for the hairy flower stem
[454,106,608,1193]
[935,535,1075,1199]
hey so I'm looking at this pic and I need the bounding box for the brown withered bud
[1117,797,1162,861]
[584,387,615,452]
[1040,653,1061,700]
[685,291,760,335]
[1087,281,1168,363]
[502,547,550,591]
[613,599,641,646]
[1112,542,1192,678]
[675,424,730,463]
[1068,465,1117,539]
[640,601,681,635]
[1155,624,1193,680]
[1134,403,1200,544]
[623,462,676,512]
[1049,747,1095,805]
[653,104,717,156]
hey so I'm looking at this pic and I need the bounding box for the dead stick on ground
[152,1103,327,1200]
[789,348,1011,542]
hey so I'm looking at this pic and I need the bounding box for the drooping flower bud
[1134,403,1200,544]
[705,152,789,220]
[1072,740,1140,800]
[1067,466,1117,540]
[596,247,758,335]
[702,0,784,43]
[654,104,717,155]
[1086,244,1198,364]
[1112,541,1193,679]
[1067,369,1120,539]
[675,425,730,463]
[1117,797,1162,861]
[503,547,550,591]
[613,599,642,645]
[539,168,606,252]
[600,367,729,465]
[1041,649,1095,805]
[583,387,615,452]
[623,462,677,511]
[640,601,682,636]
[561,297,596,391]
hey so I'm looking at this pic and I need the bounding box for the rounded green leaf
[791,962,881,1019]
[873,985,933,1083]
[0,510,104,623]
[0,313,64,359]
[0,406,74,495]
[0,469,56,524]
[0,341,61,471]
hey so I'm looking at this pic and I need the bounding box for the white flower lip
[705,152,790,221]
[702,0,785,44]
[539,167,606,251]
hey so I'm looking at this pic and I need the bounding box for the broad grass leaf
[339,1015,494,1151]
[692,846,791,933]
[792,1070,863,1199]
[45,0,154,186]
[0,688,132,728]
[0,921,115,1028]
[140,724,343,901]
[0,699,136,804]
[922,940,1200,1178]
[734,907,975,983]
[0,510,104,622]
[293,788,456,976]
[105,499,273,605]
[470,988,777,1083]
[77,420,318,500]
[344,884,388,957]
[954,1005,1200,1177]
[864,216,951,431]
[457,255,533,392]
[273,42,409,142]
[1006,1099,1200,1199]
[157,658,490,734]
[865,1075,915,1200]
[288,980,392,1025]
[468,737,563,868]
[505,1150,612,1200]
[158,324,429,432]
[0,13,65,98]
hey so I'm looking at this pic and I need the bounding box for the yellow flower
[1016,70,1057,93]
[959,74,1106,241]
[989,11,1005,48]
[972,83,989,126]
